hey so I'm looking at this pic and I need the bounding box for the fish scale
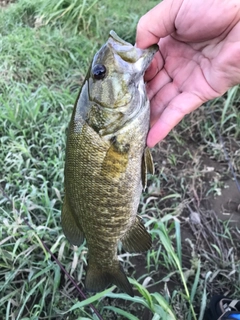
[61,30,158,296]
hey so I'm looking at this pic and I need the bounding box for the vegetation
[0,0,240,319]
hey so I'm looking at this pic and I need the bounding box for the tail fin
[85,261,134,297]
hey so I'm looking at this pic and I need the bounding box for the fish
[61,30,158,297]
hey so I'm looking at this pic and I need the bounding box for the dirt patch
[205,179,240,226]
[151,137,240,223]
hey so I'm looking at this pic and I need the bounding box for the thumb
[136,0,183,49]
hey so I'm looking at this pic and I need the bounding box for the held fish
[61,31,158,297]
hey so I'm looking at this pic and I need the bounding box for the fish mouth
[109,30,131,46]
[137,43,159,72]
[108,30,158,71]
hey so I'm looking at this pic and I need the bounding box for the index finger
[136,0,183,49]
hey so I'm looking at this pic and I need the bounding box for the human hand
[136,0,240,147]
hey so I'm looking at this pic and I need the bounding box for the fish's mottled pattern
[62,31,158,296]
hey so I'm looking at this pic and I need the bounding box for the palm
[147,24,240,127]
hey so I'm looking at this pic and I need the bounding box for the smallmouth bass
[61,31,158,297]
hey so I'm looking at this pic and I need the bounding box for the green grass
[1,0,240,319]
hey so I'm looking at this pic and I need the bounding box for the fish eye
[92,64,106,80]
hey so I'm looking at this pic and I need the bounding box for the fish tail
[85,261,134,297]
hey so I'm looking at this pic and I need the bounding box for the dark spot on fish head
[122,143,130,153]
[110,136,117,144]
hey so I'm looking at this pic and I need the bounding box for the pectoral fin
[121,217,152,253]
[101,136,129,179]
[61,194,85,246]
[141,147,154,189]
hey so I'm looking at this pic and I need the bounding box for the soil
[206,179,240,225]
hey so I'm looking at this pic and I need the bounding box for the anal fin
[85,260,134,297]
[121,217,152,253]
[61,194,85,246]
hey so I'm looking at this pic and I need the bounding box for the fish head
[86,30,158,135]
[89,30,158,107]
